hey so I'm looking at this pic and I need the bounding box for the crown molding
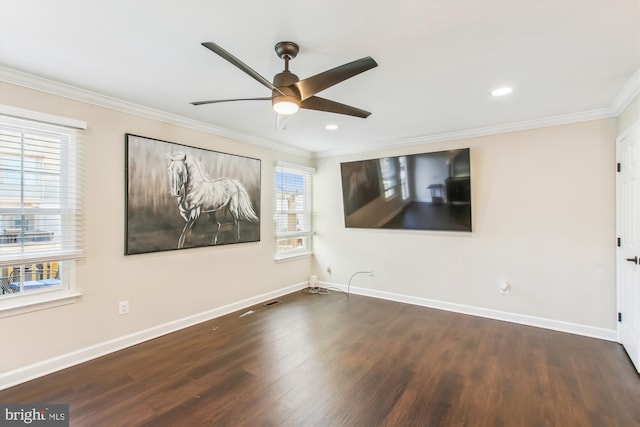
[314,107,616,158]
[0,66,311,158]
[610,68,640,115]
[314,69,640,158]
[3,66,637,161]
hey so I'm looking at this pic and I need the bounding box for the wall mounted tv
[340,148,472,232]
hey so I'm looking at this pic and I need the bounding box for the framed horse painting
[125,134,261,255]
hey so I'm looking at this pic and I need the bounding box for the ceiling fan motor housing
[272,71,301,107]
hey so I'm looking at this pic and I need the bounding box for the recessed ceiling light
[325,124,339,130]
[491,87,513,97]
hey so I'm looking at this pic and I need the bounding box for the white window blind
[380,157,397,199]
[399,156,410,200]
[274,161,314,259]
[0,114,84,267]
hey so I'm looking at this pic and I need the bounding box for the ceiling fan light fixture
[273,97,299,115]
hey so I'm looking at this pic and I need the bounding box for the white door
[617,122,640,373]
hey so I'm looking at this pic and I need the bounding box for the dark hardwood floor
[382,202,471,231]
[1,291,638,426]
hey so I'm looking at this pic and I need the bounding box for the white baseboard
[324,281,618,342]
[0,282,307,390]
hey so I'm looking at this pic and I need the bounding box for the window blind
[0,114,84,267]
[274,161,314,259]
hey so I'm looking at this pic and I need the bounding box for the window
[0,106,85,316]
[379,157,397,199]
[274,161,314,260]
[399,156,410,200]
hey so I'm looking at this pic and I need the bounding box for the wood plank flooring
[1,291,639,426]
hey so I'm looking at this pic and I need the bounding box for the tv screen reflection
[340,148,471,232]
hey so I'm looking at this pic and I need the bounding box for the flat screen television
[340,148,472,232]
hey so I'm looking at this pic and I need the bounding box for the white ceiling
[0,1,638,156]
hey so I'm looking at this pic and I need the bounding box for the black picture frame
[125,134,261,255]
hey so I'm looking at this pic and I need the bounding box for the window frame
[0,105,85,317]
[274,161,315,261]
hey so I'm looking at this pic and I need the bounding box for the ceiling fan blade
[294,57,378,101]
[201,42,285,96]
[191,97,272,106]
[299,96,371,118]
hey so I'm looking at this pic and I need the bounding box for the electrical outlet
[499,281,510,295]
[326,263,332,274]
[118,300,129,316]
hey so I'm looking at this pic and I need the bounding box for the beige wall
[0,82,313,373]
[0,78,630,377]
[313,119,618,330]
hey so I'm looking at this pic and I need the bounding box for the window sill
[275,252,312,263]
[0,291,81,318]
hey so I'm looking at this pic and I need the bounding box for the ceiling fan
[191,41,378,122]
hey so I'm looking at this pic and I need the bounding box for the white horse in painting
[167,152,259,249]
